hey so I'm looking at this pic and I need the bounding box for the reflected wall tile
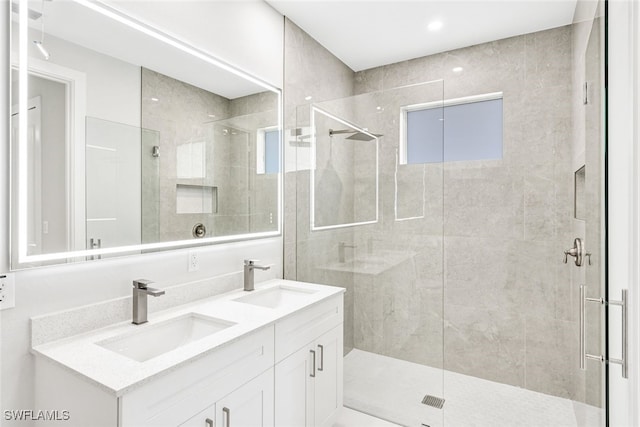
[353,278,385,354]
[524,316,581,399]
[525,25,572,90]
[444,171,524,239]
[382,60,409,90]
[444,304,525,387]
[354,67,384,95]
[406,53,445,87]
[524,176,557,240]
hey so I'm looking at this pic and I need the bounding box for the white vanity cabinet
[180,368,274,427]
[33,282,345,427]
[274,296,344,427]
[121,325,274,427]
[35,326,275,427]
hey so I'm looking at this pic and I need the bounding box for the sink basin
[97,313,235,362]
[234,285,317,309]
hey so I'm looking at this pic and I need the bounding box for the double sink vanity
[32,279,345,427]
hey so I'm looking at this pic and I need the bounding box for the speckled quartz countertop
[31,279,344,397]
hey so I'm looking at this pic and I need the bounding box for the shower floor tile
[344,349,603,427]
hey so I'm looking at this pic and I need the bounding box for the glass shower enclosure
[295,80,446,427]
[292,7,607,424]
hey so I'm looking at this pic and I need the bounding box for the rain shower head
[328,128,382,142]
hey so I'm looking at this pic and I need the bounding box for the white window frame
[399,91,503,165]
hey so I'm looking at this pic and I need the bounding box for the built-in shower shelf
[176,184,218,214]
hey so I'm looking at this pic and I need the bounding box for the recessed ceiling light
[427,21,443,32]
[151,97,159,102]
[208,114,216,118]
[452,67,463,73]
[304,95,313,101]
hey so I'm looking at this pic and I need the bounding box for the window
[257,128,280,174]
[401,93,503,164]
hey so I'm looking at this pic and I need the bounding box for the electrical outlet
[188,251,199,272]
[0,273,16,310]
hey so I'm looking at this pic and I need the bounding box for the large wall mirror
[10,0,282,268]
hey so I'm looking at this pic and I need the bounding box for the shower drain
[421,394,445,409]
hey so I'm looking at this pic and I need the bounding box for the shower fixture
[328,128,382,141]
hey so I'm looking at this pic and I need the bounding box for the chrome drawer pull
[318,344,324,371]
[223,407,230,427]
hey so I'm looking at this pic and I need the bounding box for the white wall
[27,75,67,254]
[0,1,285,423]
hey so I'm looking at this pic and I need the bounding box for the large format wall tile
[347,25,577,401]
[289,21,592,403]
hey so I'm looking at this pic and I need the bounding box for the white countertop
[32,279,344,397]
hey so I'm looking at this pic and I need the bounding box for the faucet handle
[133,279,153,289]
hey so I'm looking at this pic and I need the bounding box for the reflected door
[85,117,142,253]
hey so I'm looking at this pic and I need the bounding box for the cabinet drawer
[121,325,274,427]
[275,296,343,363]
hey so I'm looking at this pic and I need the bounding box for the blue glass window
[264,130,280,174]
[406,98,503,164]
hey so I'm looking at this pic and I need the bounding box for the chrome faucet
[243,259,270,291]
[132,279,165,325]
[338,241,357,263]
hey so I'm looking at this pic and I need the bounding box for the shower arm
[329,129,355,136]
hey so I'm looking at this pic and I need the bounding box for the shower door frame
[606,0,640,426]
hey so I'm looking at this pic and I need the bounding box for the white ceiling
[266,0,578,71]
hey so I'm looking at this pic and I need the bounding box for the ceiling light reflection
[427,21,443,32]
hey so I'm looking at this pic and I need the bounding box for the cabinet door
[313,325,343,427]
[215,369,274,427]
[179,404,214,427]
[274,345,314,427]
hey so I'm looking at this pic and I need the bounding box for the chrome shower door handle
[580,285,605,369]
[609,290,628,379]
[580,286,628,379]
[564,237,584,266]
[580,285,586,370]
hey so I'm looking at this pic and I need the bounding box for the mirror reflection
[11,0,282,267]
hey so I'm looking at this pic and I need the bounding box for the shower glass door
[294,80,446,427]
[439,4,606,426]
